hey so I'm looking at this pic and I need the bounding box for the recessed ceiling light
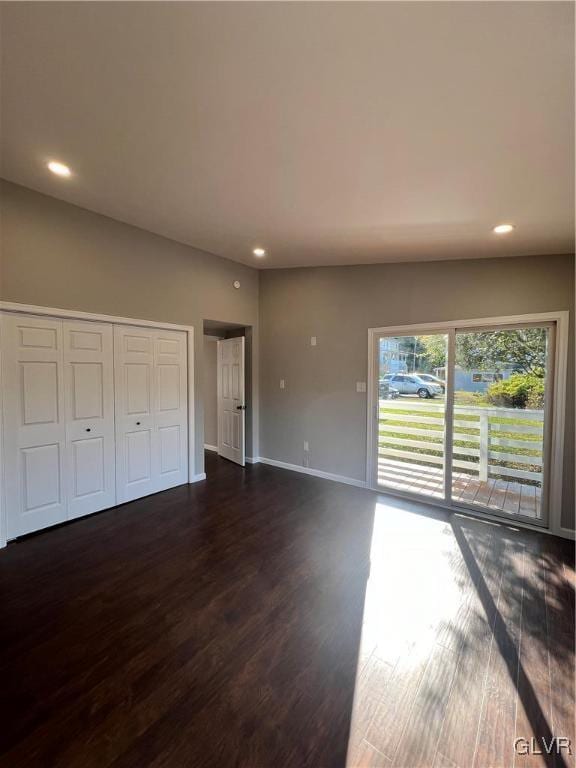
[253,247,266,257]
[47,161,71,177]
[493,223,515,235]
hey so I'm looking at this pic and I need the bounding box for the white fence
[379,401,544,484]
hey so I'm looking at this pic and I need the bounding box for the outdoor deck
[378,457,542,519]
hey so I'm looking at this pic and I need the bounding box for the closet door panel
[2,314,67,537]
[126,428,153,484]
[154,330,188,492]
[21,444,62,512]
[115,326,156,502]
[72,437,105,497]
[114,325,188,502]
[159,425,180,474]
[64,320,115,519]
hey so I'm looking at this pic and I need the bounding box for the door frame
[366,311,570,538]
[0,301,196,549]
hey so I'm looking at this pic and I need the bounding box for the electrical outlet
[310,336,317,346]
[280,379,285,389]
[304,441,309,452]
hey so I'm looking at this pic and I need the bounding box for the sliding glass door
[450,325,552,522]
[377,333,448,499]
[372,320,555,526]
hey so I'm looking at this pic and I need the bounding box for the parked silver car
[382,373,443,398]
[415,373,446,393]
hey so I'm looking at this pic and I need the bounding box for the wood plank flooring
[0,452,573,768]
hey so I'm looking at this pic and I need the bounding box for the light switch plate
[310,336,317,346]
[356,381,367,393]
[280,379,285,389]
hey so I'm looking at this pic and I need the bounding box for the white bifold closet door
[2,315,68,537]
[64,320,116,520]
[2,314,189,538]
[114,325,188,503]
[2,315,115,537]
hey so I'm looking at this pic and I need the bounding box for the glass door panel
[451,325,551,522]
[377,334,448,499]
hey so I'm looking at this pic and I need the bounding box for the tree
[455,328,547,377]
[417,335,447,372]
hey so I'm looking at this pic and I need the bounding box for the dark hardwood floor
[0,452,573,768]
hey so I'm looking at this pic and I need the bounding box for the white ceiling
[1,2,573,269]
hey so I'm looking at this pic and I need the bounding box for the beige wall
[0,180,260,475]
[259,255,575,530]
[203,337,219,448]
[2,180,573,531]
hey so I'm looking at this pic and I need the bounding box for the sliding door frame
[366,311,569,538]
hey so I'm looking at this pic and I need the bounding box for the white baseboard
[258,457,366,489]
[190,473,207,483]
[204,444,218,453]
[246,456,260,464]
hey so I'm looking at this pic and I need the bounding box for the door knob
[85,428,91,432]
[236,405,246,410]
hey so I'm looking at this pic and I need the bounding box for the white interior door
[217,337,245,466]
[63,320,116,519]
[2,314,67,537]
[114,325,188,502]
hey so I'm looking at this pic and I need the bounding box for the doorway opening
[203,320,254,471]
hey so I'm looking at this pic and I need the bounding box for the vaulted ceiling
[1,2,573,268]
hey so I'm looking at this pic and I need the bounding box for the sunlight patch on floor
[360,502,463,664]
[346,500,489,767]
